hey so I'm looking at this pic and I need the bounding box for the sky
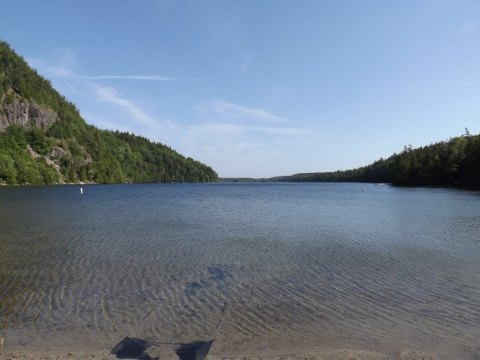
[1,0,480,177]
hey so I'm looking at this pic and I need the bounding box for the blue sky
[1,0,479,177]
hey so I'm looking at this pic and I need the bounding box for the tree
[0,154,17,183]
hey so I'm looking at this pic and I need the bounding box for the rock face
[0,40,219,185]
[0,99,58,131]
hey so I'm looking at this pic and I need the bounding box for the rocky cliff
[0,40,218,185]
[0,95,58,131]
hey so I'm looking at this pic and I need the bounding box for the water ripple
[0,183,479,359]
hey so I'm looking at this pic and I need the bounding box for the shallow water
[0,183,479,358]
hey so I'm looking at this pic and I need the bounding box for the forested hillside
[0,41,218,184]
[272,133,480,189]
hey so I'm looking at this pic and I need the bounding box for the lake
[0,183,479,359]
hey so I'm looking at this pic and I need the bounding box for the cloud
[92,85,156,127]
[194,99,316,137]
[26,50,177,137]
[174,101,318,176]
[81,75,209,81]
[197,99,287,123]
[184,99,317,174]
[460,21,479,33]
[27,47,80,77]
[187,122,245,137]
[250,126,314,135]
[83,75,177,80]
[81,112,133,133]
[205,6,245,49]
[199,3,253,74]
[27,53,205,82]
[91,84,176,132]
[182,122,312,140]
[239,54,253,73]
[25,51,320,177]
[420,81,480,85]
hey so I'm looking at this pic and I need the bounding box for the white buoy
[80,187,83,195]
[362,186,366,192]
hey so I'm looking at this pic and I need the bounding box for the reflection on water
[0,183,479,359]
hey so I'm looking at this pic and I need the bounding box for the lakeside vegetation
[0,41,218,185]
[271,132,480,189]
[1,39,478,189]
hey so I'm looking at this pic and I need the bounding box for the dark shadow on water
[184,264,233,298]
[175,340,213,360]
[184,281,205,297]
[111,337,158,360]
[207,265,230,281]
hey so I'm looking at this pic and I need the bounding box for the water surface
[0,183,479,358]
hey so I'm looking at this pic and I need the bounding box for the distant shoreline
[3,180,480,192]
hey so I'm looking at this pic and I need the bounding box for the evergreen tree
[0,40,218,185]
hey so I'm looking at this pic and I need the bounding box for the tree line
[271,132,480,189]
[0,41,218,185]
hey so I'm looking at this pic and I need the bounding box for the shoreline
[0,348,436,360]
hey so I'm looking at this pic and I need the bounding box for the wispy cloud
[83,75,178,80]
[197,99,287,123]
[25,51,320,177]
[27,54,206,82]
[250,126,313,135]
[27,50,179,133]
[420,81,480,85]
[92,85,157,127]
[183,122,312,138]
[187,122,245,137]
[81,75,210,81]
[27,50,77,79]
[200,3,253,74]
[239,54,253,73]
[181,100,317,174]
[91,84,176,132]
[185,98,314,139]
[460,21,479,33]
[81,111,133,133]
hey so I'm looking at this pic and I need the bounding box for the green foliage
[0,126,60,184]
[0,40,218,185]
[272,134,480,189]
[36,158,60,184]
[0,153,16,183]
[27,127,53,155]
